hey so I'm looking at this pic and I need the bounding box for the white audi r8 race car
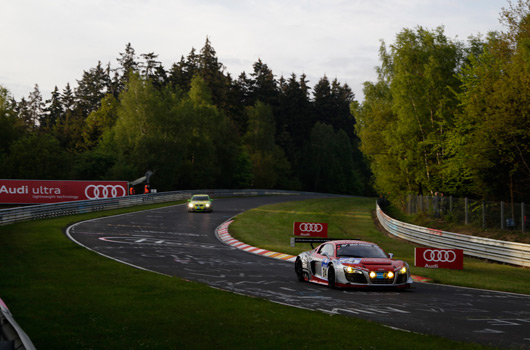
[295,240,412,289]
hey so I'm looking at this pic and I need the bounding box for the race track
[66,195,530,349]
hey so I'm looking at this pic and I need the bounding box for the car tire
[295,258,305,282]
[328,264,336,288]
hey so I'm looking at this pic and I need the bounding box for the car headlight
[399,267,407,274]
[344,266,362,274]
[205,203,210,207]
[188,203,194,208]
[387,271,394,279]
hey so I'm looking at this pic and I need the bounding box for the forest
[1,1,529,203]
[356,1,530,204]
[0,40,369,195]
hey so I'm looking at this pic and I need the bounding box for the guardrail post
[450,195,453,213]
[465,197,469,225]
[501,201,505,230]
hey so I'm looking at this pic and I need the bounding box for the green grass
[0,199,497,349]
[229,197,530,295]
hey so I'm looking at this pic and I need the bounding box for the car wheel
[328,264,336,288]
[295,258,305,282]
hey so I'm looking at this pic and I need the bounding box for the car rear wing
[290,237,359,248]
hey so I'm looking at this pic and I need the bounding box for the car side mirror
[388,253,394,259]
[322,252,329,258]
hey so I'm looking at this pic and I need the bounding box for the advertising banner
[415,247,464,270]
[293,222,328,237]
[0,179,128,204]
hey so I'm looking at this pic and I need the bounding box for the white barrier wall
[376,202,530,268]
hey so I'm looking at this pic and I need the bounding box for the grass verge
[0,199,496,349]
[229,197,530,295]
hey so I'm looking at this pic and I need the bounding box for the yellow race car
[187,194,213,212]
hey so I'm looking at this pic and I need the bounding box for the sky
[1,0,507,102]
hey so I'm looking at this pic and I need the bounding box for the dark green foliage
[3,39,367,194]
[302,123,364,195]
[3,133,72,179]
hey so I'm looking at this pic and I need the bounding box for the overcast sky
[1,0,507,102]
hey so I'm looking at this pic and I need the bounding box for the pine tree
[116,43,139,92]
[248,59,279,107]
[21,84,44,130]
[198,38,231,109]
[75,61,110,117]
[42,86,63,132]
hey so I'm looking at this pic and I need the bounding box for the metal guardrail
[0,189,326,226]
[376,202,530,268]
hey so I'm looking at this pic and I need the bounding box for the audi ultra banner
[293,222,328,238]
[415,247,464,270]
[0,179,128,204]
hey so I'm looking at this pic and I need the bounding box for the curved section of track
[67,195,530,349]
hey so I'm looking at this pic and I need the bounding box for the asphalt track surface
[66,195,530,349]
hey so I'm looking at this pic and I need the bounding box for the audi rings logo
[85,185,127,199]
[299,223,324,232]
[423,249,456,263]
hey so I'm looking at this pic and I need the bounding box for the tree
[4,133,71,179]
[139,52,167,88]
[53,83,86,151]
[450,3,530,202]
[197,38,231,110]
[313,76,356,139]
[75,61,110,117]
[244,101,291,188]
[82,93,119,149]
[41,86,63,133]
[303,122,363,194]
[25,84,44,130]
[0,86,25,177]
[168,48,199,92]
[373,26,463,197]
[355,80,405,197]
[116,43,139,91]
[105,73,242,190]
[276,73,314,184]
[247,59,279,107]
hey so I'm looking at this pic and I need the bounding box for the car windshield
[336,244,388,258]
[192,196,209,201]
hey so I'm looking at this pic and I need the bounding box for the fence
[0,189,333,226]
[378,200,530,267]
[407,195,527,232]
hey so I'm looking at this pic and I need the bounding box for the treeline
[3,1,529,203]
[355,1,530,204]
[0,39,369,194]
